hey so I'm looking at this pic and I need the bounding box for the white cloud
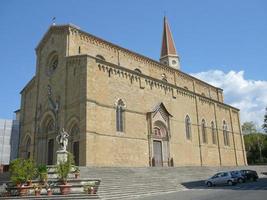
[191,70,267,130]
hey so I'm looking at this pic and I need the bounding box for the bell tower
[160,16,180,70]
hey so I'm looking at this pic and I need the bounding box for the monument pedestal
[56,150,68,164]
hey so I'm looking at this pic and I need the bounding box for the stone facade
[18,23,247,167]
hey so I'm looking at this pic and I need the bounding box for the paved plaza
[138,177,267,200]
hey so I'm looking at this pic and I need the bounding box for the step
[4,179,101,197]
[99,189,179,200]
[0,194,99,199]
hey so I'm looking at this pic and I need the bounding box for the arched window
[201,119,207,143]
[134,68,142,74]
[70,124,80,166]
[116,99,125,132]
[185,115,191,140]
[211,121,217,144]
[96,54,105,61]
[46,52,59,76]
[25,137,31,159]
[49,55,58,73]
[223,120,229,146]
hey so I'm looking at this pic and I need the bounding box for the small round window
[172,60,177,65]
[47,55,58,76]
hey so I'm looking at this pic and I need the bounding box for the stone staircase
[1,165,267,199]
[79,166,267,200]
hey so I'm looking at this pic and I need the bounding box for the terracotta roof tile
[160,17,177,57]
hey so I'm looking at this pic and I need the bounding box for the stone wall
[67,25,224,102]
[83,56,246,166]
[18,24,246,167]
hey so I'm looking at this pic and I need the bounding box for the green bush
[56,153,74,183]
[10,158,37,185]
[24,159,37,181]
[37,164,47,174]
[37,164,48,182]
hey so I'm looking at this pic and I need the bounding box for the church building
[18,17,247,167]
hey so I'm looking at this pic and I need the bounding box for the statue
[56,128,69,152]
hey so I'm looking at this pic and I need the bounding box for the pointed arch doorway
[38,112,56,165]
[153,140,163,166]
[47,139,54,165]
[148,103,172,167]
[68,124,80,166]
[73,141,79,166]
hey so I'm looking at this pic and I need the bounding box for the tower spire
[160,16,180,70]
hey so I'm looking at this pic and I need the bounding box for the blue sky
[0,0,266,126]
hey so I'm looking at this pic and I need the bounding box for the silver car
[230,170,246,183]
[205,172,238,187]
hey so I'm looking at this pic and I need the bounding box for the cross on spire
[52,17,56,26]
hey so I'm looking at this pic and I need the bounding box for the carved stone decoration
[56,128,69,152]
[147,103,172,167]
[47,85,52,97]
[56,150,68,164]
[114,98,126,108]
[56,128,69,164]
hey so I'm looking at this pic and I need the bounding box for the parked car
[205,172,238,187]
[240,170,259,181]
[230,170,246,183]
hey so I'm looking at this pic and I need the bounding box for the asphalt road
[138,178,267,200]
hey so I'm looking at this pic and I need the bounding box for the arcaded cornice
[35,24,224,93]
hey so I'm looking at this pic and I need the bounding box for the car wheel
[253,178,257,182]
[207,182,212,187]
[227,180,233,186]
[238,178,243,183]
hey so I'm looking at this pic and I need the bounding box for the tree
[242,121,257,135]
[263,107,267,133]
[244,133,267,164]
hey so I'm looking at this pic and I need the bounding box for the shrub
[37,164,47,174]
[56,153,74,183]
[37,164,48,182]
[10,158,37,185]
[24,159,37,181]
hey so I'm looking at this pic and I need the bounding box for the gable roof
[35,23,223,92]
[149,102,173,117]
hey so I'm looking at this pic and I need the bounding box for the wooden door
[153,141,163,166]
[47,139,54,165]
[73,141,79,166]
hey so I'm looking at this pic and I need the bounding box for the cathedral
[18,17,247,167]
